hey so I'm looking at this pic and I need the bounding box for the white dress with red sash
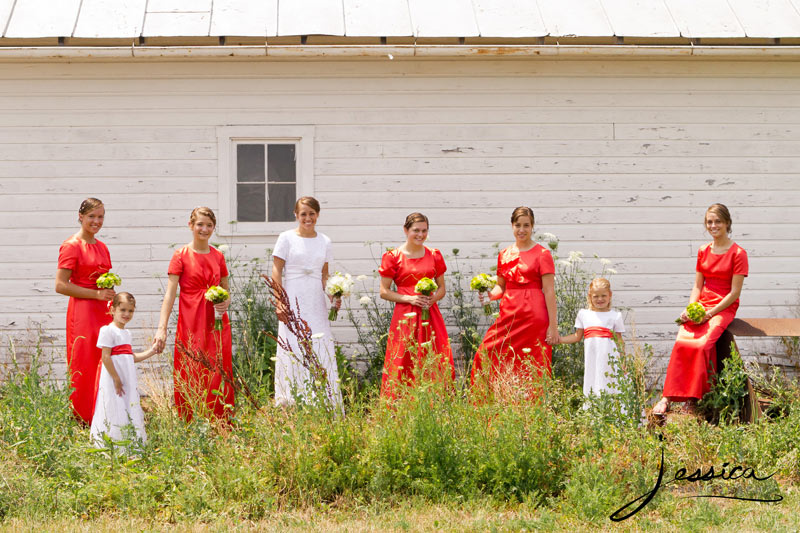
[575,308,626,397]
[90,323,147,447]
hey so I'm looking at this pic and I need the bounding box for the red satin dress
[471,244,555,385]
[168,245,234,419]
[379,247,455,399]
[58,236,112,423]
[662,243,749,401]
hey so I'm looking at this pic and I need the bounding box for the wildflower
[600,258,612,266]
[522,347,532,354]
[359,295,372,305]
[492,312,500,319]
[356,274,368,282]
[558,260,571,267]
[404,312,417,318]
[421,321,429,327]
[607,268,618,275]
[218,244,230,255]
[311,332,325,339]
[568,251,585,263]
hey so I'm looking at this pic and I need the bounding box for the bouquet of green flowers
[96,272,122,289]
[414,277,437,320]
[470,273,497,315]
[677,302,706,324]
[205,285,230,331]
[325,272,354,321]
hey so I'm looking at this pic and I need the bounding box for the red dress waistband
[110,344,133,355]
[584,326,614,339]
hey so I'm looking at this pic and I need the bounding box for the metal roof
[2,0,800,41]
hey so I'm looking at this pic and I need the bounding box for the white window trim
[217,125,315,236]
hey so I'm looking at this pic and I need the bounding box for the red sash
[584,326,614,339]
[110,344,133,355]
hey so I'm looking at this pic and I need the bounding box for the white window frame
[217,125,314,236]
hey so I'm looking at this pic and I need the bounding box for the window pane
[268,183,296,222]
[237,183,266,222]
[237,144,265,183]
[267,144,296,183]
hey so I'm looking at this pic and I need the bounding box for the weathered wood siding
[1,59,798,379]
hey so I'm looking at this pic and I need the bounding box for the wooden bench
[716,318,800,422]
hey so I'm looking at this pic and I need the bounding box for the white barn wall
[0,58,798,380]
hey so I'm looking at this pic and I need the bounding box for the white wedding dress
[272,230,343,411]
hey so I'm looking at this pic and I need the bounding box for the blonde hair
[111,292,136,309]
[587,278,612,311]
[189,206,217,227]
[705,203,732,234]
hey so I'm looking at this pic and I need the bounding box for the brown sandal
[652,397,670,417]
[680,399,699,415]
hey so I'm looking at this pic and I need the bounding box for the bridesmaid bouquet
[205,285,230,331]
[325,272,354,321]
[414,277,438,320]
[677,302,706,324]
[95,272,122,289]
[470,273,497,315]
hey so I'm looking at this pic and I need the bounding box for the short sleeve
[613,311,626,333]
[273,232,290,260]
[96,325,114,348]
[574,309,586,329]
[432,248,447,276]
[539,247,555,276]
[378,250,399,279]
[218,250,229,278]
[167,249,183,276]
[325,237,334,264]
[57,240,79,271]
[733,246,749,277]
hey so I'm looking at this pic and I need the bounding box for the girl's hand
[407,294,431,309]
[96,288,115,301]
[154,329,167,353]
[478,292,486,304]
[332,296,342,310]
[114,378,125,397]
[151,340,162,354]
[545,325,559,345]
[213,299,230,313]
[678,311,689,324]
[699,311,713,324]
[276,304,289,324]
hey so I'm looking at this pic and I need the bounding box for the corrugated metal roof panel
[408,0,480,37]
[279,0,346,36]
[5,0,81,38]
[473,0,547,37]
[143,12,211,37]
[344,0,413,37]
[665,0,745,38]
[74,0,146,39]
[727,0,800,38]
[602,0,680,37]
[210,0,278,37]
[538,0,613,37]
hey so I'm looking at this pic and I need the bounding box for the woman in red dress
[653,204,748,416]
[471,207,558,390]
[379,213,454,399]
[55,198,115,423]
[155,207,233,420]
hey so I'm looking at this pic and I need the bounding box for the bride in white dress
[271,196,343,410]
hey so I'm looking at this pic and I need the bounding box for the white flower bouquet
[205,285,230,331]
[325,272,354,321]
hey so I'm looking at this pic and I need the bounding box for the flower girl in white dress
[90,292,159,448]
[558,278,625,397]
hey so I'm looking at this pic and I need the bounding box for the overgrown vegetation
[3,239,799,528]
